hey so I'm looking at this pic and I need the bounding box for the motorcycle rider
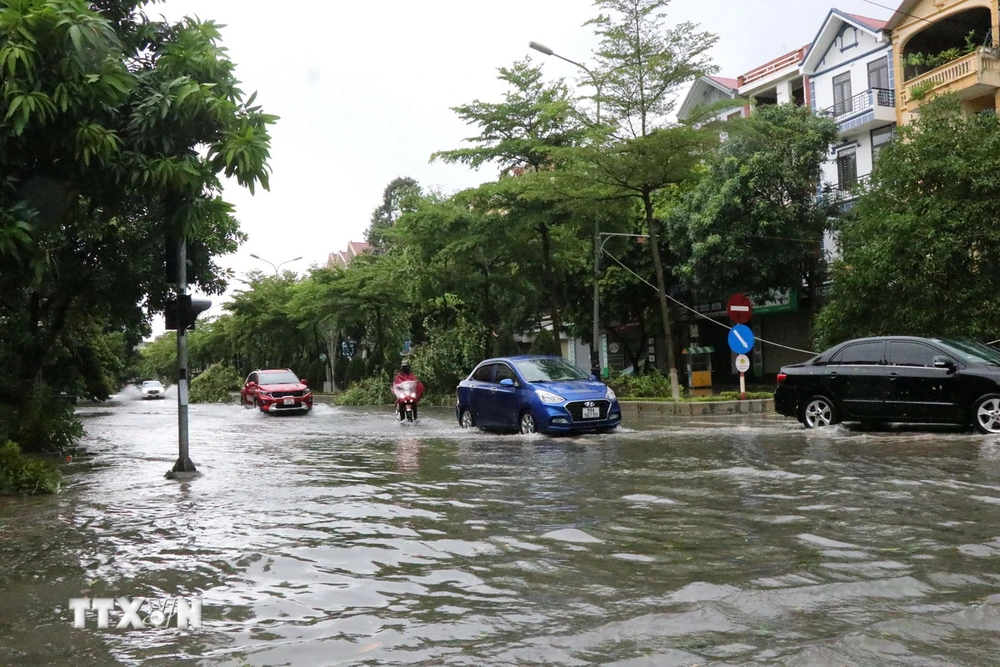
[393,359,425,420]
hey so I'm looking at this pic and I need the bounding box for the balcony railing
[903,47,1000,104]
[823,89,895,120]
[819,173,871,202]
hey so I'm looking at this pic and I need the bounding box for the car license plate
[283,398,294,405]
[582,407,600,419]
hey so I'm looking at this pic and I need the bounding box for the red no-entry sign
[727,293,752,324]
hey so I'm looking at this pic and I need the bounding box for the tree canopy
[815,97,1000,347]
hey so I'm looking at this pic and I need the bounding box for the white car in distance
[140,380,166,399]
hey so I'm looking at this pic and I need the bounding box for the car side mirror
[499,378,515,387]
[590,374,598,381]
[933,356,956,371]
[300,379,308,386]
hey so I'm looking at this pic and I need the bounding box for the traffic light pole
[172,237,196,474]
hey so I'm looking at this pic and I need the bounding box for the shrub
[335,373,393,406]
[606,371,674,399]
[0,388,84,454]
[0,441,62,495]
[189,363,242,403]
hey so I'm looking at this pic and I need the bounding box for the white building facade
[801,11,896,258]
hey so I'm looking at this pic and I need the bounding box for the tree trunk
[643,192,681,400]
[539,224,564,357]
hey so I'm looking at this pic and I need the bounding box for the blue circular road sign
[728,324,755,355]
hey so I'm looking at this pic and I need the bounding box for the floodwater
[3,389,1000,666]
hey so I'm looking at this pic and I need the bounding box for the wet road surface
[3,388,1000,665]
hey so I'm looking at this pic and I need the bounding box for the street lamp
[250,253,302,277]
[530,40,603,377]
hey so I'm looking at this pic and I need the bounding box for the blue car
[455,356,622,434]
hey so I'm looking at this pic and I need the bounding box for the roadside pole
[173,238,196,474]
[736,354,751,400]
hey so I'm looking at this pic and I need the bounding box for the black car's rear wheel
[973,395,1000,434]
[801,396,839,429]
[459,408,474,429]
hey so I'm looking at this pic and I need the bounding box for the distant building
[327,241,371,269]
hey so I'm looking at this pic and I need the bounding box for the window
[833,73,853,115]
[472,364,494,383]
[836,342,883,365]
[868,57,890,90]
[494,364,518,385]
[837,148,858,189]
[838,26,858,50]
[871,125,894,162]
[887,342,938,367]
[513,358,590,383]
[247,372,258,384]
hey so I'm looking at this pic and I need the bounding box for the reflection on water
[2,397,1000,665]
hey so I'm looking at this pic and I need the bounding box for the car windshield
[933,338,1000,366]
[142,381,162,388]
[514,358,590,383]
[258,371,299,385]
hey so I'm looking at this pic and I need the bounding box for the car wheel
[519,411,536,435]
[459,408,474,429]
[972,394,1000,434]
[801,396,839,429]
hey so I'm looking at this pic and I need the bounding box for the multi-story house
[888,0,999,123]
[801,10,894,261]
[678,46,811,125]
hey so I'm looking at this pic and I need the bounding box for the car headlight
[536,390,566,404]
[605,386,617,400]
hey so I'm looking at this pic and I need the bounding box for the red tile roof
[708,76,739,90]
[845,12,888,31]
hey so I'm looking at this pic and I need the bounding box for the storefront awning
[682,346,715,355]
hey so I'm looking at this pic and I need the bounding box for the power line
[601,248,819,356]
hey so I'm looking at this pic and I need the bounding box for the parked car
[240,369,312,414]
[140,380,165,399]
[774,336,1000,434]
[456,355,622,435]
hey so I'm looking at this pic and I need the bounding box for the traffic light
[164,295,213,331]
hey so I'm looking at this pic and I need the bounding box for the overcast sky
[150,0,894,333]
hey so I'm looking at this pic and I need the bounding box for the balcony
[822,89,896,134]
[901,47,1000,113]
[818,174,871,211]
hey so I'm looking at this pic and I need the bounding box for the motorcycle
[393,380,421,423]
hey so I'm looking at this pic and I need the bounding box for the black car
[774,336,1000,434]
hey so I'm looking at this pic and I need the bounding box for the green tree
[670,104,839,308]
[365,176,421,252]
[558,0,719,398]
[815,97,1000,347]
[0,0,274,450]
[433,59,586,356]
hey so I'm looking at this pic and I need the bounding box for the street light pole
[530,40,603,377]
[250,253,302,277]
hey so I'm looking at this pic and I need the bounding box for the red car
[240,369,313,414]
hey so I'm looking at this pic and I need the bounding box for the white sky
[149,0,893,335]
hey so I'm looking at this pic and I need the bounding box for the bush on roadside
[0,388,84,454]
[606,372,674,399]
[0,441,62,495]
[335,373,393,406]
[189,363,242,403]
[409,317,485,395]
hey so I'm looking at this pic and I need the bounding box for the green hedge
[0,441,62,495]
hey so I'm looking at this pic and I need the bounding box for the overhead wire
[601,248,819,356]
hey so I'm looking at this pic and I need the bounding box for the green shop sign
[754,289,799,315]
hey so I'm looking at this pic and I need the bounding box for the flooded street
[3,391,1000,666]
